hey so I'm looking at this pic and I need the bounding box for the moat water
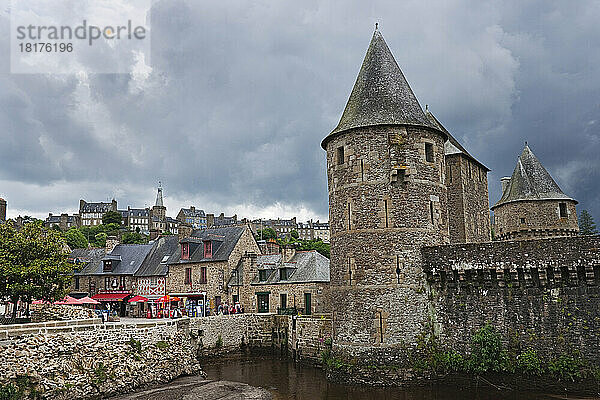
[201,353,587,400]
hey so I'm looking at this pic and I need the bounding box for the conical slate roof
[322,30,438,149]
[492,145,576,209]
[425,110,489,171]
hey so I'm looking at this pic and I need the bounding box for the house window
[425,143,434,163]
[280,293,287,309]
[520,217,526,224]
[184,267,192,285]
[75,277,80,290]
[104,277,110,290]
[559,202,567,218]
[233,294,239,303]
[181,243,190,260]
[200,266,207,284]
[280,269,288,281]
[336,146,344,165]
[259,270,268,282]
[204,241,212,258]
[103,260,112,272]
[304,293,312,315]
[119,276,126,290]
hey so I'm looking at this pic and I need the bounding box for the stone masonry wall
[326,125,448,366]
[422,235,600,364]
[188,313,274,355]
[30,304,96,322]
[0,318,201,399]
[446,154,490,244]
[493,199,579,241]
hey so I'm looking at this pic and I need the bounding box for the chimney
[79,199,85,212]
[282,244,296,262]
[190,206,195,212]
[501,177,511,194]
[105,236,119,253]
[178,223,193,240]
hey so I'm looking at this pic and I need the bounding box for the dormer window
[204,241,212,258]
[103,260,112,272]
[280,269,288,281]
[181,243,190,260]
[259,270,268,282]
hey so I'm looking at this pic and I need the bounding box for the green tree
[102,211,123,225]
[578,210,598,235]
[256,228,277,240]
[122,231,148,244]
[0,221,73,319]
[290,230,299,239]
[94,232,107,247]
[298,239,330,259]
[64,228,88,249]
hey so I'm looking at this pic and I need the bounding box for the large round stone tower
[322,29,449,366]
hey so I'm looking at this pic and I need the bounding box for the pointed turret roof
[155,184,164,208]
[322,30,438,149]
[425,110,489,171]
[492,145,576,209]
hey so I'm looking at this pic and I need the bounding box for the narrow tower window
[347,202,352,230]
[429,201,435,224]
[378,311,384,343]
[360,159,365,181]
[337,146,345,165]
[396,256,401,284]
[559,202,567,218]
[384,199,389,228]
[348,257,352,285]
[425,143,434,162]
[448,164,453,183]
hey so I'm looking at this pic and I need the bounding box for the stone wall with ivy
[417,235,600,392]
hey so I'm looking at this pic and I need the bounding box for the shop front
[91,291,131,317]
[169,292,209,317]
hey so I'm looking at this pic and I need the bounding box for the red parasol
[78,296,101,305]
[128,295,149,303]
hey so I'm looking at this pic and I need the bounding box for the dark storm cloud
[0,0,599,221]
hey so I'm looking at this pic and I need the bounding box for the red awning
[128,295,149,303]
[91,293,130,302]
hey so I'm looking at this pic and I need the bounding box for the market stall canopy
[157,295,170,302]
[54,296,81,305]
[128,295,149,303]
[78,296,101,305]
[91,293,130,302]
[170,297,181,302]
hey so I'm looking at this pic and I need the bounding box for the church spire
[155,182,164,208]
[322,29,437,149]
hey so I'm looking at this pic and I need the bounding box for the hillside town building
[177,206,207,229]
[79,199,118,226]
[491,144,579,240]
[45,213,80,231]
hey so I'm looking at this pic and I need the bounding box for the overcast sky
[1,0,599,223]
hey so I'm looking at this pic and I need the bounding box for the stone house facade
[166,225,260,312]
[0,197,6,222]
[228,245,330,314]
[177,206,207,229]
[45,213,81,231]
[492,144,579,240]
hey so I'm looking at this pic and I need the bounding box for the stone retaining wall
[30,304,97,322]
[0,318,202,399]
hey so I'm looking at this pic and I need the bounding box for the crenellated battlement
[422,235,600,290]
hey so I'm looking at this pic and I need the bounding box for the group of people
[216,301,243,315]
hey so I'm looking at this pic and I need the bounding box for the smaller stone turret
[0,197,6,222]
[492,144,579,240]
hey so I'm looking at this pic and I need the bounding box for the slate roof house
[492,144,579,240]
[134,235,180,300]
[167,225,260,313]
[228,244,330,314]
[79,199,117,227]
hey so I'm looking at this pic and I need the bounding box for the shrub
[215,335,223,348]
[467,323,507,373]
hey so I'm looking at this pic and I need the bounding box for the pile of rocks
[30,304,96,322]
